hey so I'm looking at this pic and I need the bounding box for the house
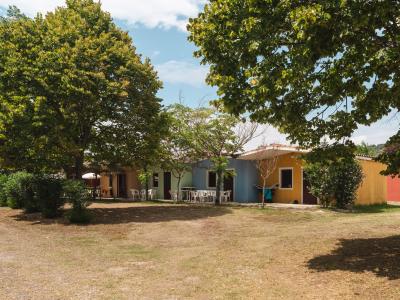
[99,167,192,199]
[238,145,388,205]
[387,176,400,202]
[151,168,192,200]
[192,158,259,203]
[99,167,141,198]
[98,145,391,205]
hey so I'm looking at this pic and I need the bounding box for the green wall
[151,169,192,199]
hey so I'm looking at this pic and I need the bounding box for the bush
[4,172,36,210]
[63,180,91,224]
[331,159,364,209]
[304,162,335,208]
[35,175,64,218]
[0,174,9,207]
[304,144,364,209]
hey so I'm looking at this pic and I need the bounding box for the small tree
[255,145,279,207]
[303,162,335,208]
[192,107,257,205]
[331,159,364,209]
[161,104,200,201]
[304,143,364,209]
[63,180,92,223]
[377,133,400,177]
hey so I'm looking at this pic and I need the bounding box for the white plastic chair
[140,189,147,200]
[130,189,140,200]
[190,191,199,202]
[220,190,232,203]
[209,190,216,202]
[148,189,156,200]
[170,190,178,202]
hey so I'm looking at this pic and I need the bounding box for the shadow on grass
[353,204,400,214]
[308,235,400,280]
[12,204,232,225]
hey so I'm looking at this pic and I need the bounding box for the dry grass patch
[1,202,400,299]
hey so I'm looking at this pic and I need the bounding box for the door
[302,171,318,205]
[117,174,127,198]
[163,172,172,200]
[223,173,234,202]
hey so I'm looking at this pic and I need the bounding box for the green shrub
[331,159,364,209]
[35,175,64,218]
[63,180,91,224]
[305,147,364,209]
[67,208,92,224]
[4,172,36,210]
[304,162,335,208]
[0,174,9,207]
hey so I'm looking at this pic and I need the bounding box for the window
[280,168,293,189]
[153,173,159,188]
[208,171,217,188]
[109,175,113,187]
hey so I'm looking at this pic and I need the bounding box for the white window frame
[279,167,294,190]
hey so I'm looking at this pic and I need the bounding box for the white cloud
[155,60,208,87]
[243,125,289,151]
[351,135,367,145]
[0,0,205,31]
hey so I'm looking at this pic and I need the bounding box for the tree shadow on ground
[308,235,400,280]
[12,205,232,225]
[353,204,400,214]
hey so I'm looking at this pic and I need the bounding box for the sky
[0,0,398,148]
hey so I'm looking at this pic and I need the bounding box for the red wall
[387,177,400,202]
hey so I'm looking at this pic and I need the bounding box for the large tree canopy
[188,1,400,149]
[0,1,164,177]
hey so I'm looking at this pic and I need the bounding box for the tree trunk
[262,179,266,208]
[144,166,149,201]
[215,170,223,206]
[177,176,182,202]
[74,153,84,180]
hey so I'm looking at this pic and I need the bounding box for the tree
[254,145,279,208]
[355,142,380,158]
[377,133,400,177]
[192,107,257,205]
[160,104,199,201]
[0,1,163,178]
[188,1,400,159]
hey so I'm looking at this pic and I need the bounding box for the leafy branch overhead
[188,1,400,151]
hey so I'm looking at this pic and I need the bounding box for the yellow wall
[261,153,388,205]
[356,159,387,205]
[264,153,303,204]
[100,168,141,198]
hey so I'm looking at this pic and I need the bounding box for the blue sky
[115,22,217,107]
[0,0,398,146]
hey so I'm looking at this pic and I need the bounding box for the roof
[239,144,307,160]
[240,144,379,163]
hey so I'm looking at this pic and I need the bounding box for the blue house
[192,158,259,203]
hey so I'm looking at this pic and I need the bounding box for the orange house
[239,145,388,205]
[99,167,141,198]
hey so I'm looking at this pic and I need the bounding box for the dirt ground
[1,201,400,300]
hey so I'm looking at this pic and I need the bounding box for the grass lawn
[1,202,400,299]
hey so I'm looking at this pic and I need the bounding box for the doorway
[223,172,234,202]
[302,170,318,205]
[163,172,172,200]
[117,174,127,198]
